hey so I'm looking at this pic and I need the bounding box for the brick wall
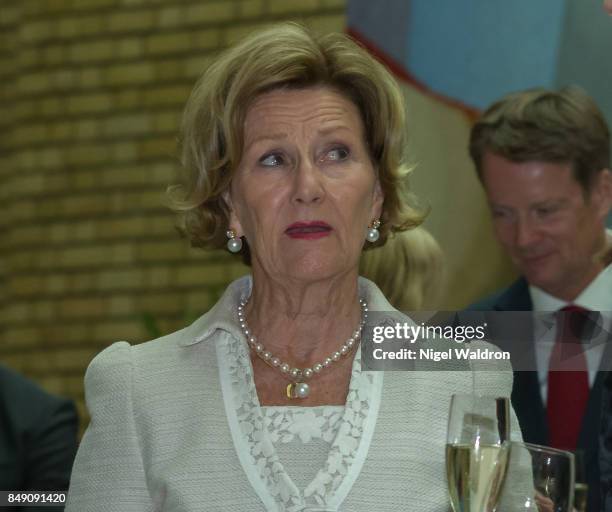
[0,0,345,430]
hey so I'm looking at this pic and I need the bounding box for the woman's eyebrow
[244,132,288,152]
[317,124,353,136]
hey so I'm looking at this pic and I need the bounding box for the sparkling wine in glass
[446,394,510,512]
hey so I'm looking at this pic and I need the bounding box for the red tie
[547,305,590,450]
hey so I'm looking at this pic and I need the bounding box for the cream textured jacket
[66,276,521,512]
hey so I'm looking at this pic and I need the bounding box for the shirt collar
[179,275,397,347]
[179,275,252,346]
[529,262,612,312]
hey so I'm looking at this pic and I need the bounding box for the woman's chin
[276,255,354,283]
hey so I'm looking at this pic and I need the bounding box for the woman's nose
[291,159,325,205]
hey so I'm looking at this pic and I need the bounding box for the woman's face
[227,87,383,283]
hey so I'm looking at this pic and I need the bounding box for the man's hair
[469,86,610,192]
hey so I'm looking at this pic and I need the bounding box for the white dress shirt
[529,263,612,402]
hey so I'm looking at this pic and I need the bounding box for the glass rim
[450,393,510,400]
[513,441,575,458]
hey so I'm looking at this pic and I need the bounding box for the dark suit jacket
[602,372,612,511]
[0,365,78,512]
[469,278,609,512]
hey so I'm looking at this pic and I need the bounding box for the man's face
[481,152,611,300]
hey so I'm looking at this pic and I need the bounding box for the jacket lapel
[487,279,549,444]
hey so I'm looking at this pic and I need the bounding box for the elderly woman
[66,23,518,511]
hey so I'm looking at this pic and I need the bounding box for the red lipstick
[285,221,332,240]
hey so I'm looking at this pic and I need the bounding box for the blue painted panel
[405,0,567,109]
[555,0,612,167]
[347,0,411,65]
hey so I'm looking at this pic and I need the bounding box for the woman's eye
[259,153,284,167]
[324,147,349,162]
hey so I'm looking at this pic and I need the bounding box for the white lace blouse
[66,276,520,512]
[262,405,344,493]
[221,321,380,511]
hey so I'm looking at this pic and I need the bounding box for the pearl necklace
[237,298,368,399]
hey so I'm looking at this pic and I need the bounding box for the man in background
[0,364,78,511]
[467,86,612,511]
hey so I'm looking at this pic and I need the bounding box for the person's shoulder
[0,365,69,407]
[0,365,49,401]
[466,278,532,311]
[467,291,505,311]
[0,365,75,431]
[85,325,191,381]
[84,312,224,393]
[131,325,192,360]
[82,333,181,410]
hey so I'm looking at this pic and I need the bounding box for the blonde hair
[359,227,445,311]
[168,22,425,262]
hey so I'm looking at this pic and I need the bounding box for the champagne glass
[497,442,575,512]
[446,394,510,512]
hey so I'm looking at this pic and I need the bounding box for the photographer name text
[371,347,510,361]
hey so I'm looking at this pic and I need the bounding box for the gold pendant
[286,382,310,399]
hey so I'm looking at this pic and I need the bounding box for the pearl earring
[366,219,381,243]
[226,229,243,253]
